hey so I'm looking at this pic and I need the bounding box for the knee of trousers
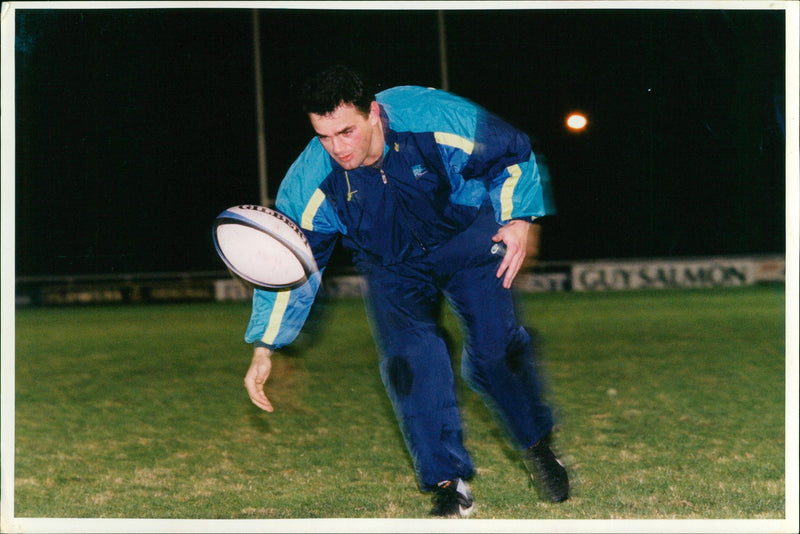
[462,326,535,386]
[378,327,456,416]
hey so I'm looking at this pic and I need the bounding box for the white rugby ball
[213,205,317,290]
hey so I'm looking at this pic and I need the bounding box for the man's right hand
[244,346,274,412]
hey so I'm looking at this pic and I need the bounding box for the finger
[494,240,516,280]
[503,264,518,288]
[247,385,274,412]
[244,375,274,412]
[502,250,525,289]
[496,256,509,280]
[258,395,274,413]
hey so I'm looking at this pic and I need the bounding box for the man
[242,65,568,517]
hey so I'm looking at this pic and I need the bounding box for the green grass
[10,286,786,519]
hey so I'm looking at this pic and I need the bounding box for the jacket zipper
[379,166,427,252]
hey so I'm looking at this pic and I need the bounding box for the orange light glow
[566,112,588,131]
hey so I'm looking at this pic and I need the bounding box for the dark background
[14,7,786,277]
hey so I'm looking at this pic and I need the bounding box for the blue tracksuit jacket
[245,85,549,348]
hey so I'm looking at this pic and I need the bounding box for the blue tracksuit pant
[358,208,555,491]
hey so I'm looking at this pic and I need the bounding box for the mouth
[337,154,359,168]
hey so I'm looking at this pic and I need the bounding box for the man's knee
[378,326,452,398]
[381,355,414,397]
[463,326,534,379]
[504,327,534,373]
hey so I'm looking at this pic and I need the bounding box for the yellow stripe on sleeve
[500,164,522,220]
[301,189,326,231]
[261,290,291,345]
[434,132,474,155]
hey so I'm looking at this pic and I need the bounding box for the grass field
[9,285,787,521]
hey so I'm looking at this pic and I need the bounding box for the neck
[363,121,385,167]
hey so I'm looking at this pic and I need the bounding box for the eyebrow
[316,125,353,139]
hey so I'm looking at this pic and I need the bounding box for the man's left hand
[492,219,532,289]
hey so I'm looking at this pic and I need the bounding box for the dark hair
[297,65,375,116]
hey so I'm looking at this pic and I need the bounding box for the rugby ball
[212,205,317,290]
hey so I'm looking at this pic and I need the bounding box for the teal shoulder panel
[377,86,479,140]
[275,138,344,234]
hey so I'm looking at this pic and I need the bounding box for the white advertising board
[571,258,758,291]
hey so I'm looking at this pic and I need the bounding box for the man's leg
[439,254,569,502]
[361,264,474,491]
[424,203,554,449]
[443,262,554,449]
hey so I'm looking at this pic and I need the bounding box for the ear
[368,101,381,124]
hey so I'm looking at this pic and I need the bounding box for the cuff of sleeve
[254,340,278,351]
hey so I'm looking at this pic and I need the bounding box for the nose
[330,136,348,156]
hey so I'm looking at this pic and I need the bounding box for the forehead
[309,103,369,135]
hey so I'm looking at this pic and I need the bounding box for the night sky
[12,6,787,277]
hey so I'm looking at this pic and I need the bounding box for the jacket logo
[411,164,428,179]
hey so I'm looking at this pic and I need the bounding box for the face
[309,101,383,170]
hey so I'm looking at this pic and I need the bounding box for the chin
[338,160,360,170]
